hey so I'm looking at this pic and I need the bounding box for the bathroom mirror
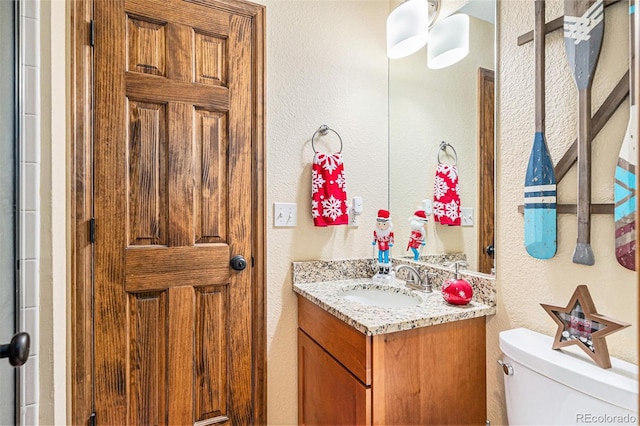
[388,0,496,274]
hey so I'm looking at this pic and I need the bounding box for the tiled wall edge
[18,0,40,424]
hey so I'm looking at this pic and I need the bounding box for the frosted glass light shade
[427,14,469,69]
[387,0,429,59]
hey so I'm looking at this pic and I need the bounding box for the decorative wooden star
[540,285,630,369]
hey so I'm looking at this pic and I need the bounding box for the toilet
[499,328,638,425]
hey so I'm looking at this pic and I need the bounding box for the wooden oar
[525,0,557,259]
[615,0,637,271]
[564,0,604,266]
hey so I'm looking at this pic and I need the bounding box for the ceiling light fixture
[387,0,440,59]
[427,13,470,69]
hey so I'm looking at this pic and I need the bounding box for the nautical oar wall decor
[516,1,635,268]
[525,0,557,259]
[564,0,605,266]
[614,0,637,271]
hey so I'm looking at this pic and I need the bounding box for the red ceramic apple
[441,278,473,305]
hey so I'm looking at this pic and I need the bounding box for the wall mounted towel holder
[438,141,458,165]
[312,124,343,153]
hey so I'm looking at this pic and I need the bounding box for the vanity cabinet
[297,296,486,425]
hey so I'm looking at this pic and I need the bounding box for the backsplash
[292,258,376,283]
[395,252,467,265]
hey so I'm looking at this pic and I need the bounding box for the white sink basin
[341,287,422,308]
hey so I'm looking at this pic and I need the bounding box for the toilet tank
[499,328,638,426]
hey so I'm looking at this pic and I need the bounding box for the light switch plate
[274,202,297,227]
[461,207,474,226]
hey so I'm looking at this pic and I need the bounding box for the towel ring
[312,125,343,154]
[438,141,457,165]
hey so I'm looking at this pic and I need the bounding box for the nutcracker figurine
[406,210,428,260]
[372,209,394,275]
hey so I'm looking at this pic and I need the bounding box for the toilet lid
[499,328,638,413]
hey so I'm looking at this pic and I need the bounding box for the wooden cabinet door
[298,330,371,426]
[92,0,260,423]
[372,317,487,425]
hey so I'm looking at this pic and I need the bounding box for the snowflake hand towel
[312,152,349,226]
[433,163,461,226]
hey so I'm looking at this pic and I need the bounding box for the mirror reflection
[388,0,496,274]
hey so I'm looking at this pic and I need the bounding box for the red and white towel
[311,152,349,226]
[433,163,461,226]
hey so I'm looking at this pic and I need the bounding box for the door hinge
[89,20,95,47]
[89,218,96,244]
[89,412,96,426]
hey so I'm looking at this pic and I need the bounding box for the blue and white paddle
[525,0,557,259]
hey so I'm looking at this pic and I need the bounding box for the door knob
[0,332,30,367]
[230,255,247,271]
[485,245,495,257]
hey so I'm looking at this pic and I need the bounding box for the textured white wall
[489,1,637,424]
[263,1,389,424]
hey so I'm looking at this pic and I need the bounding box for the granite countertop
[293,277,496,336]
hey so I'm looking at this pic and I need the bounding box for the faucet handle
[422,271,436,281]
[421,272,436,293]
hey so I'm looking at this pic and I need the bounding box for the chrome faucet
[394,264,434,293]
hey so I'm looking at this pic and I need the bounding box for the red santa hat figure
[377,209,391,223]
[407,210,428,260]
[373,209,394,270]
[411,210,428,224]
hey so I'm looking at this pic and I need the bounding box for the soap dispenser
[441,261,473,305]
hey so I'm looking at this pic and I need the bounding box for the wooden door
[91,0,264,424]
[477,67,495,275]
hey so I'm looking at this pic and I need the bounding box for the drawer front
[297,296,372,384]
[298,330,371,426]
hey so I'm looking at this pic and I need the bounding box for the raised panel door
[93,0,256,423]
